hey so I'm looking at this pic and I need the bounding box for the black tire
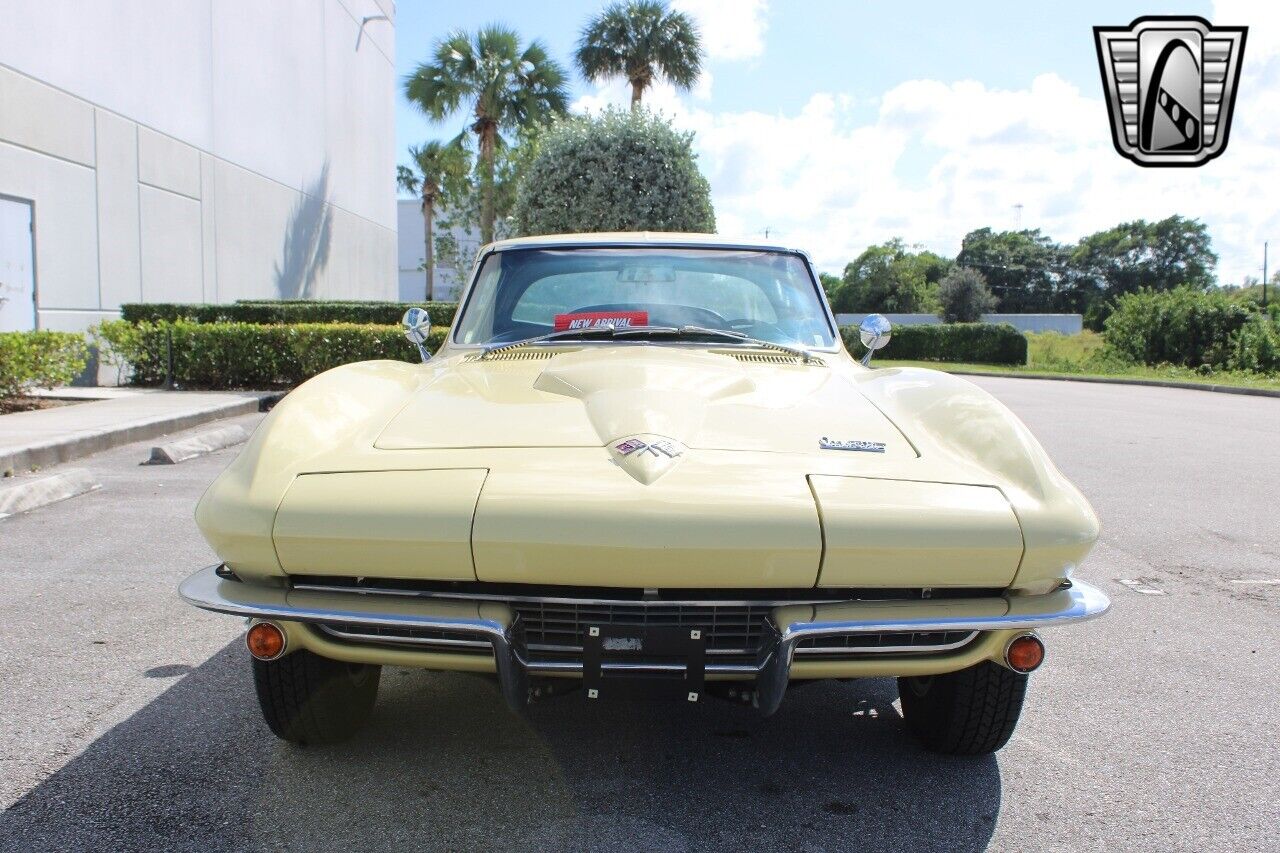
[252,650,380,745]
[898,662,1028,755]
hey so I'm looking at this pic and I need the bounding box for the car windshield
[452,247,837,349]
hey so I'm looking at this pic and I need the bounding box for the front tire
[252,650,381,745]
[898,662,1027,755]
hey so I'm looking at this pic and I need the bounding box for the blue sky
[393,1,1274,283]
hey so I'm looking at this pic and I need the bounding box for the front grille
[295,579,990,664]
[796,630,977,655]
[513,601,773,655]
[315,623,491,653]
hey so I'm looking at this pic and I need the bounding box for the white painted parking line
[1117,578,1167,595]
[1230,579,1280,585]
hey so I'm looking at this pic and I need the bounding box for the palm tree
[397,142,466,301]
[405,26,568,245]
[575,0,703,107]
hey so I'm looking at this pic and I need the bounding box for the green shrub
[515,107,715,235]
[94,321,447,390]
[1103,287,1258,369]
[841,322,1027,365]
[0,331,89,399]
[120,301,460,328]
[936,267,996,323]
[1227,313,1280,373]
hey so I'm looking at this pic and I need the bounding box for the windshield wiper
[650,326,820,363]
[479,324,819,363]
[478,324,669,358]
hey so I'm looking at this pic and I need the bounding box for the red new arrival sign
[553,311,649,331]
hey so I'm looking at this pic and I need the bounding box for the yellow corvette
[181,233,1107,754]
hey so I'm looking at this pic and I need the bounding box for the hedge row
[840,322,1027,365]
[1104,287,1280,372]
[94,321,446,390]
[0,331,90,399]
[120,300,459,328]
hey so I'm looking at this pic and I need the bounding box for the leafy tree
[937,267,997,323]
[575,0,702,107]
[1072,215,1217,298]
[1221,271,1279,316]
[515,108,715,235]
[829,239,947,313]
[818,273,842,303]
[404,26,568,244]
[397,141,468,301]
[955,228,1071,313]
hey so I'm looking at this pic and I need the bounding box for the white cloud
[576,4,1278,285]
[671,0,769,61]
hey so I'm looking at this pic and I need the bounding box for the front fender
[855,367,1099,593]
[195,360,427,581]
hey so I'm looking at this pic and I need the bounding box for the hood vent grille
[463,349,564,363]
[720,350,824,366]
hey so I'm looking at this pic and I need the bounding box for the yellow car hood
[374,346,914,456]
[197,350,1097,593]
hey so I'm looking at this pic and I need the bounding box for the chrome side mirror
[858,313,892,366]
[402,307,432,363]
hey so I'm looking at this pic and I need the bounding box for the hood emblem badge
[610,434,688,485]
[614,437,684,459]
[820,437,886,453]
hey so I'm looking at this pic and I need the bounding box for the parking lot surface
[0,379,1276,852]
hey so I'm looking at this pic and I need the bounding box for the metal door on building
[0,196,37,331]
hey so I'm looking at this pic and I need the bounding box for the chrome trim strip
[179,566,529,712]
[777,582,1110,642]
[445,244,843,354]
[487,239,802,254]
[181,566,1109,716]
[752,581,1110,716]
[315,625,493,650]
[521,659,761,676]
[291,581,836,608]
[525,642,756,657]
[794,630,980,656]
[321,627,974,658]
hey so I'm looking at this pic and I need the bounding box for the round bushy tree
[937,267,997,323]
[515,108,715,236]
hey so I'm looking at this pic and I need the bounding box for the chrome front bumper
[179,565,1110,715]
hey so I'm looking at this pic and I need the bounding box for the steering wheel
[728,318,790,339]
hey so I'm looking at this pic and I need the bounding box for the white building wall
[396,199,479,303]
[0,0,397,332]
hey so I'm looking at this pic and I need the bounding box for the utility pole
[1264,241,1269,307]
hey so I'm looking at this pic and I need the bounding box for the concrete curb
[0,468,100,519]
[0,392,282,475]
[943,370,1280,399]
[146,424,251,465]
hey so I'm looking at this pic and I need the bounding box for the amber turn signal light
[1005,634,1045,673]
[246,621,287,661]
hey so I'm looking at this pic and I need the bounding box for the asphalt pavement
[0,378,1276,852]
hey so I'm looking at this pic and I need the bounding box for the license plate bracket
[582,623,707,702]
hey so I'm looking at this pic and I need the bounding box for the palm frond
[573,0,703,95]
[395,164,420,195]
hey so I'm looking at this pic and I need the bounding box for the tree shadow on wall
[274,163,333,299]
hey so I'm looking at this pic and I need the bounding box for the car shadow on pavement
[1,644,1001,853]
